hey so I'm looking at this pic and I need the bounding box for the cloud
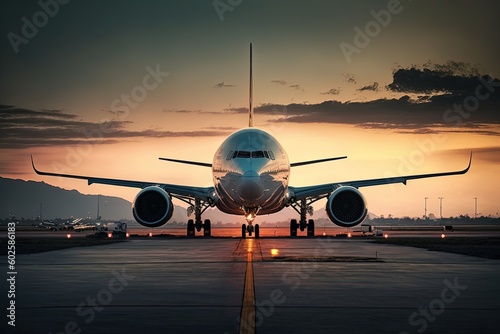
[387,61,499,95]
[321,88,341,95]
[270,80,304,92]
[203,126,238,131]
[0,105,75,120]
[358,123,500,136]
[357,82,380,92]
[252,62,500,135]
[0,105,230,149]
[343,73,357,84]
[257,93,500,134]
[162,108,203,114]
[162,107,248,115]
[104,109,127,117]
[213,81,236,88]
[223,107,248,114]
[289,84,304,92]
[271,80,287,85]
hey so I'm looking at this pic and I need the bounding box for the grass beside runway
[0,237,126,255]
[371,237,500,259]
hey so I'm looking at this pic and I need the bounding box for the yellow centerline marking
[239,251,256,334]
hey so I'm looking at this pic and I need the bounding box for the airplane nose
[242,170,259,178]
[238,171,264,203]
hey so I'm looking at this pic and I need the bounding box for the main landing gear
[187,219,211,237]
[186,198,212,237]
[241,223,260,238]
[289,199,315,237]
[289,219,314,237]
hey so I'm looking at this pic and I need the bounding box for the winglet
[248,43,253,127]
[31,155,40,174]
[465,151,473,173]
[456,151,473,174]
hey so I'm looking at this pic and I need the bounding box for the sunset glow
[1,1,498,220]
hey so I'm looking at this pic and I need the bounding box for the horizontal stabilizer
[290,156,347,167]
[159,157,212,168]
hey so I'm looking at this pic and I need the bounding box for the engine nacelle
[132,186,173,227]
[326,186,367,228]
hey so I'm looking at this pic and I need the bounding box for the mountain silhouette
[0,177,134,220]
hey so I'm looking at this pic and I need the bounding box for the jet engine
[132,186,173,227]
[326,186,367,227]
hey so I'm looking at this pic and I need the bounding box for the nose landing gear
[241,223,260,238]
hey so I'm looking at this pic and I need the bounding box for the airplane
[32,43,472,238]
[35,218,83,231]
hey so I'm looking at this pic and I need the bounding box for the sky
[1,0,499,219]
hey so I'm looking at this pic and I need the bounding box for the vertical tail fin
[249,43,253,127]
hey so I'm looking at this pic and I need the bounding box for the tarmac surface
[3,236,500,334]
[12,224,500,238]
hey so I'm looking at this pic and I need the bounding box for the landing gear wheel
[203,219,211,237]
[248,224,254,237]
[255,224,260,238]
[299,220,306,232]
[195,220,203,232]
[241,224,246,238]
[307,219,315,237]
[187,219,195,237]
[290,219,298,237]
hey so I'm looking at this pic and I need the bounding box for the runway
[5,237,500,334]
[15,224,500,239]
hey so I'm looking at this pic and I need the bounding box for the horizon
[1,1,499,219]
[1,176,498,222]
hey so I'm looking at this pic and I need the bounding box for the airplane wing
[158,157,212,167]
[289,152,472,200]
[290,156,347,167]
[31,156,214,201]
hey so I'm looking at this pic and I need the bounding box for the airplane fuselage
[212,128,290,220]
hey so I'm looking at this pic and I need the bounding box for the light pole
[438,197,444,219]
[424,197,428,219]
[473,197,477,219]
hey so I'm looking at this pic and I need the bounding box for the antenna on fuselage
[249,43,253,127]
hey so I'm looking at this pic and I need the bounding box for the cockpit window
[251,151,265,158]
[236,151,251,158]
[228,150,275,160]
